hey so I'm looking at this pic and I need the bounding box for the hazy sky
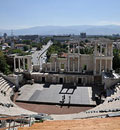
[0,0,120,29]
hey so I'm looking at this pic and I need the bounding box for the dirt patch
[18,117,120,130]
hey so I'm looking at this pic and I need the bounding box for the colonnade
[94,42,113,57]
[94,58,113,75]
[49,55,81,73]
[67,55,80,72]
[67,41,81,72]
[94,42,113,75]
[44,40,113,76]
[14,56,32,73]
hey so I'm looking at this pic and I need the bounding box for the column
[50,63,52,72]
[23,58,25,71]
[100,59,102,74]
[27,57,31,72]
[8,120,11,130]
[68,56,70,72]
[73,57,75,72]
[94,44,97,56]
[94,58,96,75]
[55,61,56,72]
[45,65,47,72]
[100,43,102,55]
[18,58,20,72]
[78,56,80,72]
[111,44,113,56]
[27,58,29,72]
[78,42,80,54]
[59,62,61,71]
[68,44,70,53]
[38,57,40,70]
[28,58,31,72]
[13,120,15,130]
[14,57,16,72]
[110,59,112,70]
[29,57,32,71]
[40,57,41,71]
[108,44,110,56]
[73,45,75,53]
[105,43,108,56]
[105,59,107,72]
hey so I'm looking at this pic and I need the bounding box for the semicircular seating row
[51,83,120,120]
[0,76,36,116]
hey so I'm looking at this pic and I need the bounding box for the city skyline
[0,0,120,29]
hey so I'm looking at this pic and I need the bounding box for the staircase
[0,76,15,96]
[0,76,36,116]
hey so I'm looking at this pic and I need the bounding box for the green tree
[0,51,11,75]
[23,45,29,51]
[7,49,31,56]
[31,42,37,47]
[37,43,42,50]
[113,49,120,72]
[22,40,31,45]
[43,37,51,45]
[46,41,67,60]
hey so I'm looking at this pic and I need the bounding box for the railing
[47,71,94,75]
[0,115,32,130]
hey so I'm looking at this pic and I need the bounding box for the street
[32,40,53,69]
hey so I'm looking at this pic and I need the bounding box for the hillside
[1,25,120,35]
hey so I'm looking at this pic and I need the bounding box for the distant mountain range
[0,25,120,36]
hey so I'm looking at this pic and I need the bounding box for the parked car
[32,113,48,120]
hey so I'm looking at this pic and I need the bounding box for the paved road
[32,40,53,69]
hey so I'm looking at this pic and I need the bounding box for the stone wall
[0,73,24,87]
[31,73,94,85]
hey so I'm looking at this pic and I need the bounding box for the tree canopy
[113,49,120,72]
[0,51,11,75]
[46,41,67,60]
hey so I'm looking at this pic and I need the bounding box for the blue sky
[0,0,120,29]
